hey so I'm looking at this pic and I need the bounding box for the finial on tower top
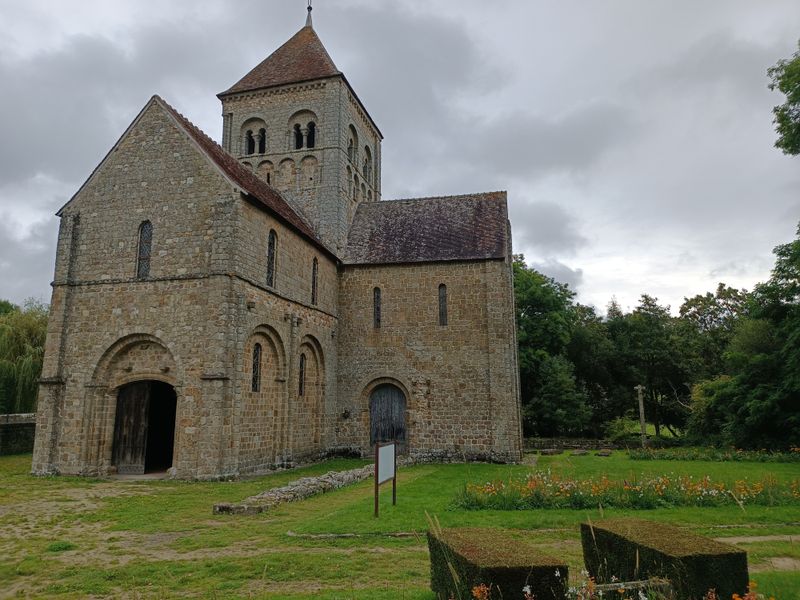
[306,0,313,28]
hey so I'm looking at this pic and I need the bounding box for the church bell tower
[217,5,382,253]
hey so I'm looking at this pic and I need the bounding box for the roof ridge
[375,191,508,205]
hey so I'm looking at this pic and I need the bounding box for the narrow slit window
[136,220,153,279]
[438,284,448,326]
[266,229,277,287]
[311,257,318,305]
[373,287,381,328]
[294,124,303,150]
[245,130,255,155]
[307,122,316,148]
[258,128,266,154]
[298,353,306,396]
[251,343,262,392]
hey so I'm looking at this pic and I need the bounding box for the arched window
[251,343,262,392]
[438,284,448,326]
[298,353,306,396]
[136,220,153,279]
[266,229,277,287]
[353,174,358,201]
[348,125,359,163]
[311,257,319,305]
[307,122,316,148]
[258,128,266,154]
[363,147,373,184]
[294,124,303,150]
[245,130,255,155]
[373,287,381,328]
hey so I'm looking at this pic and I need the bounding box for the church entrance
[369,383,406,451]
[112,381,177,474]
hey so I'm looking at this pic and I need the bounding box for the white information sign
[374,442,397,517]
[377,443,395,484]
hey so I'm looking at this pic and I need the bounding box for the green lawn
[1,452,798,599]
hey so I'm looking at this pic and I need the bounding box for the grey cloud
[651,34,782,94]
[459,103,637,179]
[511,200,587,255]
[530,259,584,291]
[0,220,57,303]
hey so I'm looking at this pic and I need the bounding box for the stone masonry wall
[0,414,36,456]
[336,258,522,462]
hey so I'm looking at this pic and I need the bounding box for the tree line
[515,223,800,450]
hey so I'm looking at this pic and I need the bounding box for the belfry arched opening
[112,381,177,474]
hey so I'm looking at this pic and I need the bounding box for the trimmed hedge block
[581,518,748,599]
[427,527,567,600]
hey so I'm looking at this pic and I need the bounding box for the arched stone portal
[369,383,407,448]
[112,380,177,474]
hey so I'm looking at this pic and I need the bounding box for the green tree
[0,299,49,414]
[513,256,590,436]
[679,283,749,377]
[768,41,800,155]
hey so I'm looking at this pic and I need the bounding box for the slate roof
[219,25,341,97]
[343,192,510,265]
[155,96,332,256]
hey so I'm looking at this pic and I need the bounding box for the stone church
[31,10,522,479]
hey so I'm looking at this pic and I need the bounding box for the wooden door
[112,382,150,474]
[370,384,406,447]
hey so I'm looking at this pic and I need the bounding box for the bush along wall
[581,518,748,599]
[427,527,567,600]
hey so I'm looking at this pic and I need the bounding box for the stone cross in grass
[634,384,647,448]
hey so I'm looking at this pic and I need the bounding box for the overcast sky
[0,0,798,314]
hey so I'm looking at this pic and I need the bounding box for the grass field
[1,452,798,599]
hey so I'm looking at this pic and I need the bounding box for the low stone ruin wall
[525,437,620,451]
[213,464,375,515]
[0,413,36,456]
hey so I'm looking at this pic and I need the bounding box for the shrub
[581,518,748,599]
[427,526,567,600]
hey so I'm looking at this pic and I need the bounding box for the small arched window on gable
[266,229,277,287]
[307,122,316,148]
[298,353,306,396]
[294,124,303,150]
[311,257,319,305]
[373,287,381,329]
[136,220,153,280]
[258,128,266,154]
[252,343,262,392]
[438,284,448,326]
[245,130,255,155]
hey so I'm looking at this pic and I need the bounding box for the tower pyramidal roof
[219,20,341,97]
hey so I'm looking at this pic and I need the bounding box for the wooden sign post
[374,442,397,517]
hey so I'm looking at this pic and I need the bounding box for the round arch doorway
[369,383,407,451]
[112,380,177,475]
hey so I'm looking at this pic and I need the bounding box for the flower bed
[628,447,800,463]
[454,470,800,510]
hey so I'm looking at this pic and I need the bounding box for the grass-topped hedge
[581,518,748,599]
[427,526,567,600]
